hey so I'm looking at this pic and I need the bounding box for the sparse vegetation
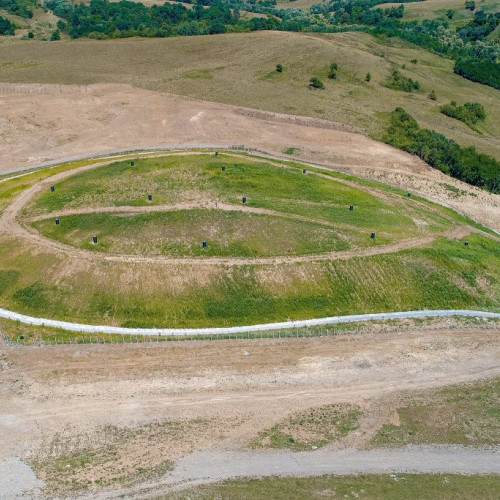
[428,89,437,100]
[373,377,500,446]
[0,32,498,160]
[30,417,227,494]
[251,404,361,451]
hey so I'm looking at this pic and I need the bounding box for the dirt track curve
[1,150,489,266]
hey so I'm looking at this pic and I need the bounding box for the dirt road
[1,325,499,497]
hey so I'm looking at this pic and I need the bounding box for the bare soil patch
[1,324,499,496]
[0,83,497,230]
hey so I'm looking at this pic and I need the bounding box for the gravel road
[86,445,500,499]
[0,456,44,498]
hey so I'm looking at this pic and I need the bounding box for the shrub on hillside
[328,62,338,79]
[385,70,420,92]
[440,101,486,128]
[309,76,324,89]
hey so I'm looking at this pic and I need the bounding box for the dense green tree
[465,1,476,11]
[454,59,500,90]
[0,0,34,19]
[365,72,371,82]
[0,15,14,35]
[50,29,61,40]
[276,63,283,73]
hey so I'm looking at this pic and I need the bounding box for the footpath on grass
[0,308,498,336]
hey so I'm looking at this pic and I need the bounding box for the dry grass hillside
[0,31,499,159]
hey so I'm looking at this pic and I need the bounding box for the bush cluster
[385,70,420,92]
[440,101,486,128]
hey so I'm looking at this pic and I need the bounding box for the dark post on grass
[131,160,134,167]
[349,205,354,211]
[242,196,247,204]
[222,165,226,172]
[407,191,411,197]
[303,169,307,174]
[55,218,60,225]
[215,151,219,156]
[202,240,207,248]
[148,194,152,202]
[465,241,469,246]
[371,232,376,239]
[93,235,98,244]
[50,185,55,192]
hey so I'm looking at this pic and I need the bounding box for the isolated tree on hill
[328,62,338,79]
[50,29,60,41]
[365,72,371,82]
[276,64,283,73]
[465,1,475,11]
[309,76,324,89]
[446,9,455,19]
[27,31,34,38]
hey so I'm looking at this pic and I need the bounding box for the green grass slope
[0,154,497,328]
[170,474,500,500]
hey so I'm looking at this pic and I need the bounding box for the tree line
[384,108,499,194]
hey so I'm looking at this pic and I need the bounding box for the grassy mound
[0,153,497,328]
[25,154,452,256]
